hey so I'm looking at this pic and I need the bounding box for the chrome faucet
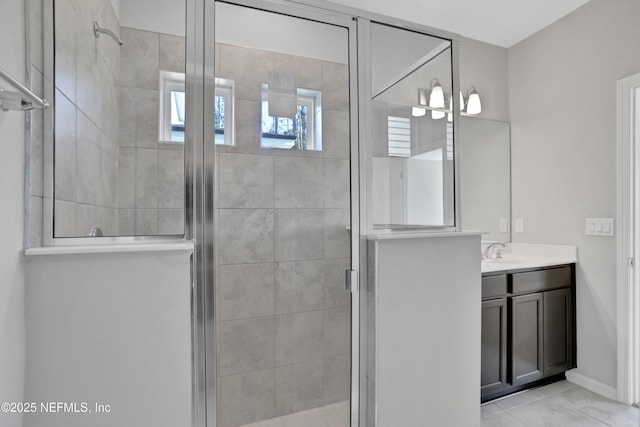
[482,242,506,260]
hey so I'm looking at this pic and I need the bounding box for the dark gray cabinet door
[544,287,574,376]
[481,298,508,396]
[511,293,544,386]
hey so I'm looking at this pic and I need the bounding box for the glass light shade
[428,82,445,109]
[412,106,426,117]
[432,109,445,120]
[459,91,464,110]
[466,91,482,115]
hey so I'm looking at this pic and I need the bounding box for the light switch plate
[586,218,614,236]
[499,219,508,233]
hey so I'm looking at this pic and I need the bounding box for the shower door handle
[345,270,359,292]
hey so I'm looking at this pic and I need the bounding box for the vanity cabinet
[481,275,508,396]
[481,264,575,402]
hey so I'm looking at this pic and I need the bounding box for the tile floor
[237,382,639,427]
[239,401,349,427]
[482,381,640,427]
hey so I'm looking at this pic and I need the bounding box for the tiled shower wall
[214,44,352,427]
[53,0,120,237]
[117,27,185,235]
[27,0,44,247]
[29,6,186,241]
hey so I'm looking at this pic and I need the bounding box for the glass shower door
[211,2,355,426]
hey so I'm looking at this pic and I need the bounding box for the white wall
[24,249,192,427]
[0,1,26,426]
[459,37,509,122]
[509,0,640,391]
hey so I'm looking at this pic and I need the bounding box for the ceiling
[328,0,590,47]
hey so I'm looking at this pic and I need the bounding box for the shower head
[94,21,124,46]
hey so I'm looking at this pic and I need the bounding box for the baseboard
[565,369,618,401]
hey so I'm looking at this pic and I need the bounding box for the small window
[388,115,411,157]
[159,71,234,145]
[260,86,321,151]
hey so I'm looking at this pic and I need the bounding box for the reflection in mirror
[369,22,454,228]
[53,0,185,237]
[459,117,511,242]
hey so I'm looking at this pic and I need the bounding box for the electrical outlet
[515,218,524,233]
[499,219,508,233]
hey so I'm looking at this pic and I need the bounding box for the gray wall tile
[273,53,323,91]
[219,369,275,427]
[75,1,103,127]
[134,148,158,209]
[54,0,77,102]
[159,34,185,73]
[218,263,275,321]
[218,317,275,376]
[101,136,118,209]
[323,258,350,309]
[219,153,273,208]
[134,208,158,235]
[29,68,45,198]
[118,208,134,235]
[274,157,323,208]
[29,0,44,74]
[54,90,77,202]
[119,87,159,148]
[29,196,43,247]
[75,203,103,236]
[322,110,350,160]
[275,260,323,314]
[233,100,261,153]
[102,207,118,236]
[322,62,349,111]
[275,209,324,261]
[219,44,273,101]
[118,147,135,209]
[218,209,274,265]
[323,159,350,208]
[158,209,184,235]
[323,355,350,405]
[275,360,324,416]
[158,149,184,208]
[54,200,76,238]
[323,305,350,358]
[76,112,103,206]
[275,310,323,366]
[120,27,159,89]
[324,209,350,259]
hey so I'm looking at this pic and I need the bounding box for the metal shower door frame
[192,1,361,425]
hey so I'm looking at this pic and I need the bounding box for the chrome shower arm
[93,21,124,46]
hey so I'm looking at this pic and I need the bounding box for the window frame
[159,71,235,146]
[260,86,322,151]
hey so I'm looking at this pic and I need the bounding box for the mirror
[369,22,455,228]
[459,116,511,242]
[52,0,186,237]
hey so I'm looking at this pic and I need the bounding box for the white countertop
[481,243,577,273]
[368,230,482,241]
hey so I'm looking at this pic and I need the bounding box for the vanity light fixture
[412,88,428,117]
[464,85,482,115]
[428,78,445,109]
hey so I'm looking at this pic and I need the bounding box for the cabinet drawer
[482,275,508,299]
[512,266,571,295]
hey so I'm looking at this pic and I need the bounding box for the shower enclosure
[36,0,461,426]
